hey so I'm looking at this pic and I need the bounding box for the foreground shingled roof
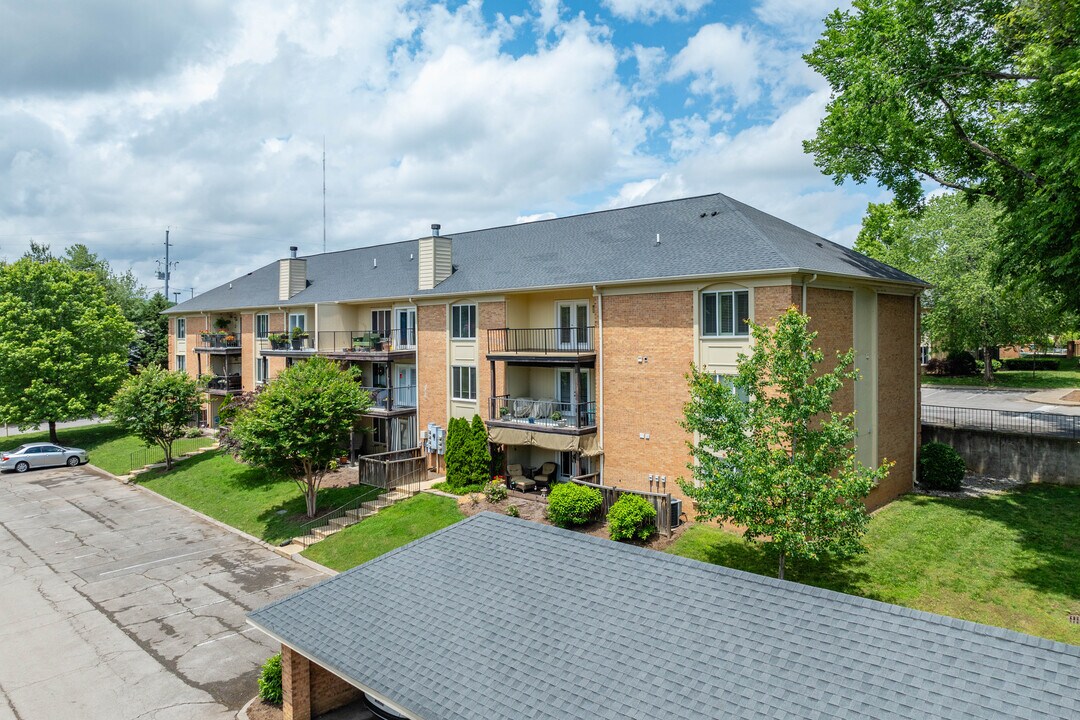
[167,192,924,313]
[248,513,1079,720]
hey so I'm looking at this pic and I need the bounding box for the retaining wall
[922,424,1080,484]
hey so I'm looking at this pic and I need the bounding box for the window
[452,366,477,401]
[713,374,750,403]
[373,418,387,445]
[255,314,269,339]
[920,345,931,365]
[256,357,269,384]
[176,318,186,340]
[397,308,416,347]
[451,304,477,340]
[701,290,749,337]
[288,314,306,332]
[175,354,186,372]
[372,310,391,337]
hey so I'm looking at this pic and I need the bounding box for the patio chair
[533,462,557,488]
[507,464,534,492]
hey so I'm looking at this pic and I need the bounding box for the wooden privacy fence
[359,446,427,490]
[571,476,673,537]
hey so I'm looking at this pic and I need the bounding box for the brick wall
[872,293,917,507]
[185,316,207,380]
[753,284,801,326]
[167,317,176,369]
[806,287,854,414]
[477,301,506,421]
[280,645,361,720]
[601,291,694,498]
[310,662,363,716]
[418,304,447,431]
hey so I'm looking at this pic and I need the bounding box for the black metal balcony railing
[258,335,314,352]
[490,396,596,428]
[361,385,418,412]
[318,328,417,353]
[487,327,594,354]
[205,374,242,393]
[196,333,241,349]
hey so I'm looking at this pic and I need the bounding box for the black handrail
[921,404,1080,439]
[487,327,594,354]
[490,395,596,428]
[317,328,417,353]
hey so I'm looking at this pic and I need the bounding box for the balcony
[318,328,417,361]
[360,385,417,416]
[486,327,595,365]
[258,334,315,357]
[488,396,597,434]
[194,333,242,353]
[205,374,242,395]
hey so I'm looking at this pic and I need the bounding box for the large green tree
[226,357,372,517]
[111,366,202,470]
[856,194,1069,381]
[0,259,135,443]
[681,308,890,580]
[805,0,1080,306]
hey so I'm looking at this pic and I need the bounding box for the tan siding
[872,294,917,508]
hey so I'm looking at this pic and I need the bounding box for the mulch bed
[246,697,281,720]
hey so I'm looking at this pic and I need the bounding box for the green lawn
[923,358,1080,389]
[0,422,166,476]
[668,484,1080,645]
[137,450,381,544]
[302,493,465,571]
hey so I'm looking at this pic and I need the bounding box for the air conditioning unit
[670,498,683,528]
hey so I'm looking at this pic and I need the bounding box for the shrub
[183,426,203,438]
[944,351,978,376]
[607,493,657,542]
[975,359,1003,373]
[506,504,520,518]
[1002,358,1060,371]
[918,442,966,491]
[257,654,283,705]
[546,483,602,528]
[484,479,508,504]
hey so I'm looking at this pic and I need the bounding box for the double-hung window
[452,366,477,401]
[701,290,750,337]
[712,374,750,404]
[288,314,306,333]
[451,304,476,340]
[175,354,186,372]
[372,310,391,338]
[256,357,269,384]
[176,318,186,340]
[255,314,269,339]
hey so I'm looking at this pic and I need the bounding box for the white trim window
[176,318,186,340]
[712,374,750,404]
[256,356,269,384]
[701,290,750,337]
[451,304,477,340]
[451,366,477,401]
[372,309,392,337]
[288,313,306,333]
[255,313,269,339]
[175,354,186,372]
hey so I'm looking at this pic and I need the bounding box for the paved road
[2,417,109,439]
[0,465,326,720]
[922,386,1080,415]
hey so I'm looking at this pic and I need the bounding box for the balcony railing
[487,327,594,355]
[258,335,314,352]
[361,385,418,412]
[490,396,596,429]
[195,333,241,350]
[317,328,417,353]
[205,374,242,393]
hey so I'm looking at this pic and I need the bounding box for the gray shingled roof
[167,193,924,314]
[248,513,1079,720]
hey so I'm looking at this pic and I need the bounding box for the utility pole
[189,287,195,299]
[173,291,181,304]
[164,228,171,300]
[322,136,327,254]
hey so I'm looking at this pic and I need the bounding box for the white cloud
[516,212,558,223]
[602,0,711,24]
[668,23,770,108]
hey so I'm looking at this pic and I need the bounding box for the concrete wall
[923,425,1080,485]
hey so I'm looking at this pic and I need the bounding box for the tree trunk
[305,476,318,517]
[48,420,58,444]
[983,346,994,383]
[162,441,173,471]
[778,551,786,580]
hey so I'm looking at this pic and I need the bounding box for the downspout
[801,273,817,313]
[593,285,604,484]
[314,303,320,351]
[913,293,920,486]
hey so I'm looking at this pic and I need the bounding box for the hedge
[607,493,657,542]
[547,483,602,528]
[1002,358,1061,371]
[918,442,965,491]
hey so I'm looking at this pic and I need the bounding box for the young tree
[111,366,202,470]
[681,308,890,580]
[0,259,135,443]
[467,414,492,485]
[226,357,372,517]
[444,416,469,489]
[804,0,1080,307]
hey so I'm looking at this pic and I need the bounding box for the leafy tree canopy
[805,0,1080,306]
[226,357,372,517]
[111,365,202,470]
[0,259,135,442]
[681,308,889,579]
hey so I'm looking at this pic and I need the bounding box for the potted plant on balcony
[550,410,565,427]
[268,332,289,350]
[498,406,510,419]
[290,325,309,350]
[224,334,237,347]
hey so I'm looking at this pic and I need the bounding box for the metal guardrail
[317,328,417,353]
[205,374,242,393]
[293,484,383,538]
[487,327,595,354]
[490,396,596,428]
[127,436,215,473]
[195,334,241,349]
[921,404,1080,439]
[361,386,418,411]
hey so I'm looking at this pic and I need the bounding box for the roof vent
[431,223,441,237]
[289,246,298,259]
[711,211,718,217]
[699,212,707,218]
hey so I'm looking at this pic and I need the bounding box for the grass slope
[668,485,1080,645]
[0,422,160,476]
[302,493,465,571]
[138,450,380,544]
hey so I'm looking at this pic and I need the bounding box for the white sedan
[1,443,89,473]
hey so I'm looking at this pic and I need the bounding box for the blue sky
[0,0,882,297]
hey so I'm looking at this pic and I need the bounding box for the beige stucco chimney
[418,224,452,290]
[279,246,307,300]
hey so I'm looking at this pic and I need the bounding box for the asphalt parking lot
[922,386,1080,415]
[0,465,326,720]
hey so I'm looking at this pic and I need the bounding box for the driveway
[0,465,326,720]
[922,386,1080,415]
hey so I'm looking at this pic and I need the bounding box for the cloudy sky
[0,0,882,299]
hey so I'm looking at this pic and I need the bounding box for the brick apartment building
[164,193,924,509]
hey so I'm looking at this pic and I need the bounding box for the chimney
[418,224,452,290]
[279,248,307,300]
